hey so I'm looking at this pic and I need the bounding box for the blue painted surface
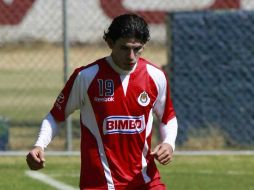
[167,11,254,146]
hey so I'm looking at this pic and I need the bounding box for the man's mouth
[127,62,135,67]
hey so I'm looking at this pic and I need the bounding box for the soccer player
[26,13,178,190]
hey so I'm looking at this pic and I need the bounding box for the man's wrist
[162,141,175,152]
[33,145,45,151]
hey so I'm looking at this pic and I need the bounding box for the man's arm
[26,67,84,170]
[26,113,59,170]
[151,117,178,165]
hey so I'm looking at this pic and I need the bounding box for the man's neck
[106,56,137,75]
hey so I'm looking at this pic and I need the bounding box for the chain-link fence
[165,10,254,150]
[0,0,253,150]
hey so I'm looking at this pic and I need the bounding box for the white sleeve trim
[160,117,178,151]
[147,64,167,120]
[34,113,59,149]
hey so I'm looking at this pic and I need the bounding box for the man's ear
[106,39,114,49]
[142,44,146,51]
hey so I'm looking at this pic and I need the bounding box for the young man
[26,14,178,190]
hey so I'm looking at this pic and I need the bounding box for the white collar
[106,56,137,75]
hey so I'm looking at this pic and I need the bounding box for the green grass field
[0,155,253,190]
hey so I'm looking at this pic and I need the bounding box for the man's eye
[121,46,129,50]
[134,47,142,52]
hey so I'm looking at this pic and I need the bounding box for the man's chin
[117,62,136,71]
[124,65,135,71]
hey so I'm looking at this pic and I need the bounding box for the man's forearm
[160,117,178,151]
[34,113,59,149]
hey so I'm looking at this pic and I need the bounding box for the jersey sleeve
[161,78,176,124]
[149,65,178,149]
[50,67,85,122]
[34,113,59,149]
[160,117,178,150]
[153,71,176,123]
[154,74,178,150]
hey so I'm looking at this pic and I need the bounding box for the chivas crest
[137,91,150,106]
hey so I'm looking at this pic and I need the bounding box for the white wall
[0,0,252,43]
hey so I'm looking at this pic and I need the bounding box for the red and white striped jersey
[50,56,176,190]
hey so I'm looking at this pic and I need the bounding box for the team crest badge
[138,91,150,106]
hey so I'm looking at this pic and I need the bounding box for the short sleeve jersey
[50,57,176,190]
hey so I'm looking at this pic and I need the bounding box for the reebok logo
[94,96,114,102]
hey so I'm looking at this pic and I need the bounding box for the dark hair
[103,13,150,43]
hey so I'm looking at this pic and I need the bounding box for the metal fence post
[62,0,72,151]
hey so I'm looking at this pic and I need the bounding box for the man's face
[108,38,145,71]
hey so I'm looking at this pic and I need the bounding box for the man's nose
[128,49,135,59]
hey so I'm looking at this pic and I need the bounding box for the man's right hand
[26,146,45,170]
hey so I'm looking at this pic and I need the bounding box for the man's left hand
[150,143,173,165]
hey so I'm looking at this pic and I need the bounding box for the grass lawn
[0,154,253,190]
